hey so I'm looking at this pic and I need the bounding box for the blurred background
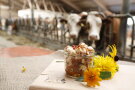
[0,0,135,61]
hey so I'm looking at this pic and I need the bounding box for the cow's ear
[95,14,104,20]
[64,20,68,24]
[89,12,106,20]
[60,19,68,24]
[81,15,87,20]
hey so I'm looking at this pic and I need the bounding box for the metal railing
[3,14,134,61]
[108,14,135,61]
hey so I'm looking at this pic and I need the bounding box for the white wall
[0,5,18,19]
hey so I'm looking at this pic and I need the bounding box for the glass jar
[65,54,93,78]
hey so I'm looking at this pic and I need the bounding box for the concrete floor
[0,36,64,90]
[0,36,135,90]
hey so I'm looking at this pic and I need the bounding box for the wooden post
[27,0,32,8]
[43,0,48,10]
[48,1,55,12]
[61,6,66,13]
[23,0,27,9]
[34,0,40,10]
[92,0,112,15]
[8,0,12,18]
[55,4,62,12]
[60,0,81,12]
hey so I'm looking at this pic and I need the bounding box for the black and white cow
[65,11,102,45]
[67,13,81,39]
[87,11,102,40]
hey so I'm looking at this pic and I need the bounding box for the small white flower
[87,46,94,51]
[79,42,88,48]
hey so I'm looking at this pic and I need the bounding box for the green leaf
[100,71,111,79]
[75,76,84,82]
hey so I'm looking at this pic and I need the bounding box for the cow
[84,10,122,54]
[65,11,103,46]
[56,16,69,42]
[1,18,6,30]
[67,13,81,43]
[87,11,103,41]
[5,18,19,35]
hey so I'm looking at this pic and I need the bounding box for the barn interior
[0,0,135,90]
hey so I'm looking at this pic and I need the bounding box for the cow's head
[67,14,81,39]
[57,17,68,29]
[87,12,102,40]
[57,17,62,29]
[56,13,68,30]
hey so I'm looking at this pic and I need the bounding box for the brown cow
[105,11,120,45]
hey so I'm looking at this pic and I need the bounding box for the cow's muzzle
[89,35,99,40]
[70,35,77,39]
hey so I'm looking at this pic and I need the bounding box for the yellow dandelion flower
[94,55,118,77]
[84,68,102,87]
[22,66,26,73]
[109,44,117,58]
